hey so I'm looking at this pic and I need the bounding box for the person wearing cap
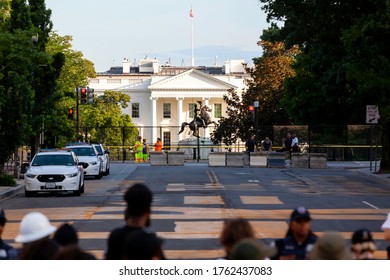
[105,183,164,260]
[350,229,376,260]
[310,232,352,260]
[0,208,19,260]
[271,206,317,260]
[230,238,276,260]
[15,211,59,260]
[381,211,390,259]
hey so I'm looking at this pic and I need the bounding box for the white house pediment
[148,69,237,91]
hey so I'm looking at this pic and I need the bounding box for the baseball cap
[351,229,373,244]
[290,206,311,222]
[230,238,276,260]
[381,212,390,230]
[310,232,352,260]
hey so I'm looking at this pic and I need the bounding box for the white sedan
[24,150,85,197]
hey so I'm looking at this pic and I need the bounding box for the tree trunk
[380,121,390,172]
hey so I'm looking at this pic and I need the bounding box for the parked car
[24,150,85,197]
[64,144,103,179]
[92,143,110,175]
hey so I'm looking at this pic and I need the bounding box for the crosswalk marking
[240,196,283,205]
[184,196,224,205]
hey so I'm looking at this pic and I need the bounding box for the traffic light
[80,87,87,104]
[87,87,95,104]
[68,107,75,120]
[248,105,255,123]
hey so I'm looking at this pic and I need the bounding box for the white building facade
[88,58,249,147]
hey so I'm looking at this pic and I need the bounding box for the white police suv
[65,144,103,179]
[92,143,110,176]
[24,150,85,197]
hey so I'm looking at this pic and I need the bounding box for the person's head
[220,218,255,257]
[265,137,270,142]
[0,207,7,236]
[230,238,276,260]
[351,229,376,259]
[143,139,146,143]
[288,206,312,239]
[53,223,78,247]
[138,136,142,141]
[15,212,57,244]
[310,232,352,260]
[250,135,255,140]
[381,212,390,242]
[287,132,291,138]
[124,184,153,227]
[157,138,161,142]
[123,229,164,260]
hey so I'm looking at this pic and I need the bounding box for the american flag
[189,8,193,18]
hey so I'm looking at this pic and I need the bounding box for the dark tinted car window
[70,147,96,157]
[32,155,75,166]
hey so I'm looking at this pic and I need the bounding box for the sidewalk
[1,162,388,200]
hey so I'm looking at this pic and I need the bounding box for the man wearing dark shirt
[246,135,257,152]
[271,206,317,260]
[105,184,160,260]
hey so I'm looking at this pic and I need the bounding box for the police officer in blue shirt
[0,208,19,260]
[271,206,317,260]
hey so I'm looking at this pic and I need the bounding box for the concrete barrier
[309,153,327,169]
[267,152,286,168]
[208,152,226,167]
[167,151,185,166]
[226,152,244,167]
[149,151,167,166]
[243,152,250,166]
[291,153,309,168]
[250,152,268,167]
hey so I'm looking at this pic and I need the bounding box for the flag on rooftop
[190,8,193,18]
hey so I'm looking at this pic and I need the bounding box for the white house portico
[89,58,249,147]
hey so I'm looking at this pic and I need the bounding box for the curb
[0,184,24,200]
[353,169,390,185]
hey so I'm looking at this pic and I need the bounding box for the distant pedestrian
[350,229,376,260]
[219,218,255,259]
[271,206,317,260]
[310,232,351,260]
[142,139,149,162]
[262,137,273,152]
[381,211,390,259]
[0,208,19,260]
[123,229,164,260]
[245,135,257,153]
[291,133,299,153]
[230,238,276,260]
[154,138,163,152]
[134,136,143,163]
[15,212,59,260]
[105,183,162,260]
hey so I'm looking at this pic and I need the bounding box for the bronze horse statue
[178,102,217,138]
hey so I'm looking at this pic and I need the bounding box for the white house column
[176,97,184,140]
[203,97,210,138]
[150,97,158,142]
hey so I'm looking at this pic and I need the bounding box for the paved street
[1,162,389,259]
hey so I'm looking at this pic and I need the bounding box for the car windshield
[94,145,103,154]
[32,155,76,166]
[70,147,96,157]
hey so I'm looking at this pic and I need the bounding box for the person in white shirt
[291,134,299,153]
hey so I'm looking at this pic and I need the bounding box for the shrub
[0,174,17,186]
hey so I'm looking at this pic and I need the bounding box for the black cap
[290,206,311,222]
[351,229,373,244]
[0,207,7,223]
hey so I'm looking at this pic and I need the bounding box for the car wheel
[73,189,81,196]
[80,179,85,194]
[25,190,35,197]
[106,167,110,175]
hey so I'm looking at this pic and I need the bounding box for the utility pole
[75,87,80,137]
[254,100,259,149]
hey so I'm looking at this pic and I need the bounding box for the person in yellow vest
[134,136,143,163]
[142,139,149,162]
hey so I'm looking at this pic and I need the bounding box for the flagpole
[190,7,195,67]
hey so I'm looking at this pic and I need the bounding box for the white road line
[363,201,379,209]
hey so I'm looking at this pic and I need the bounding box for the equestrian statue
[178,101,217,138]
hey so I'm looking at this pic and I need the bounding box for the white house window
[163,103,171,118]
[163,131,171,150]
[189,103,196,119]
[132,103,140,118]
[214,104,222,118]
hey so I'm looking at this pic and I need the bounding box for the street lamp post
[254,100,259,149]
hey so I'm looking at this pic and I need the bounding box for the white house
[88,58,249,147]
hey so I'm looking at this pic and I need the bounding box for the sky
[45,0,270,72]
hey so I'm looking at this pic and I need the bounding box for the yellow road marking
[240,196,284,205]
[184,196,224,205]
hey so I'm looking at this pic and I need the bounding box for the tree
[211,40,298,145]
[0,0,11,30]
[259,0,390,171]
